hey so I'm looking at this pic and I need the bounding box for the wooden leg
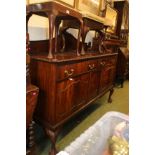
[48,13,56,59]
[108,88,114,103]
[26,13,32,32]
[77,27,81,56]
[55,19,61,53]
[97,30,104,53]
[45,127,61,155]
[81,25,89,55]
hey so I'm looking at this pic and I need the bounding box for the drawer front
[56,61,87,81]
[56,63,77,81]
[56,59,99,81]
[98,56,117,68]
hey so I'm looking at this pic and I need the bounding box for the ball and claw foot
[45,127,61,155]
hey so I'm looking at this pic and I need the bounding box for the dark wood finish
[114,0,129,38]
[55,74,89,122]
[87,60,100,101]
[30,54,118,126]
[113,1,129,87]
[27,1,83,58]
[99,37,123,54]
[29,31,82,56]
[45,127,61,155]
[99,56,117,93]
[26,32,39,129]
[81,18,105,54]
[26,85,39,128]
[30,52,118,154]
[61,16,106,54]
[28,37,121,155]
[26,33,31,86]
[26,2,122,154]
[116,47,129,87]
[26,80,39,155]
[108,88,114,103]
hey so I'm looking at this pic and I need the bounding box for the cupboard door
[99,65,116,93]
[55,78,75,122]
[71,74,89,112]
[87,71,99,101]
[55,74,89,122]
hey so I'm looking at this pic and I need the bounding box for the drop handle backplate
[88,64,95,70]
[100,62,106,67]
[64,69,74,76]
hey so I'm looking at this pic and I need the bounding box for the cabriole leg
[108,88,114,103]
[81,25,89,55]
[45,128,61,155]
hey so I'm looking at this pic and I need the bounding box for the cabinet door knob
[100,62,106,67]
[88,64,95,70]
[64,69,74,77]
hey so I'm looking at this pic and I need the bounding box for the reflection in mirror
[85,31,101,52]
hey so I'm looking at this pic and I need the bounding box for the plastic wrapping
[57,111,129,155]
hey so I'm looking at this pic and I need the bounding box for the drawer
[56,61,88,81]
[56,63,78,81]
[56,60,99,81]
[98,56,117,69]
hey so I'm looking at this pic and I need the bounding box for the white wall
[28,15,49,40]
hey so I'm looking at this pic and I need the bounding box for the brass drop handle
[64,69,74,77]
[100,62,106,67]
[88,64,95,70]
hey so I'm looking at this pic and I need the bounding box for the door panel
[87,71,99,101]
[71,74,89,111]
[55,78,75,122]
[99,65,116,93]
[55,74,89,122]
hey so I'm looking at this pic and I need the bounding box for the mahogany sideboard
[26,1,121,155]
[30,52,117,154]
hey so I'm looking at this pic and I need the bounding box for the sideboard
[30,51,118,155]
[26,1,121,155]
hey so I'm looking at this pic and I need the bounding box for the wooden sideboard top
[30,52,118,63]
